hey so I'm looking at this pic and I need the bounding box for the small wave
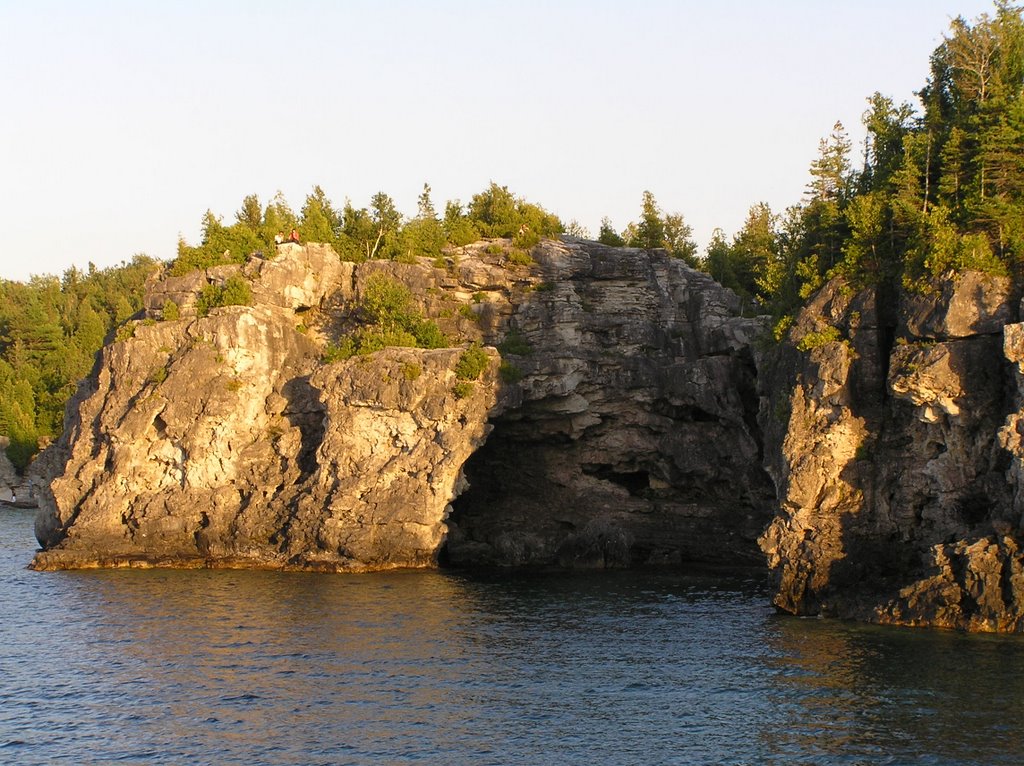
[221,692,261,702]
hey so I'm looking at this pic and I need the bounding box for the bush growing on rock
[195,276,253,317]
[324,275,448,360]
[796,326,841,351]
[497,328,532,356]
[455,345,489,381]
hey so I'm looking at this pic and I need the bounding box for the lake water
[1,508,1021,765]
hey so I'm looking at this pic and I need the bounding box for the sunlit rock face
[29,239,1024,631]
[33,245,499,572]
[759,274,1024,631]
[32,240,774,573]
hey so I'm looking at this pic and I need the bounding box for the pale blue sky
[0,0,999,281]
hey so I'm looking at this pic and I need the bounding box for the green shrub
[323,337,357,362]
[220,275,254,306]
[455,345,489,380]
[147,366,168,385]
[452,381,474,399]
[162,300,180,321]
[413,319,447,349]
[362,274,417,328]
[357,327,419,354]
[498,328,532,355]
[196,276,253,317]
[401,362,422,381]
[796,326,841,351]
[508,248,533,266]
[772,315,794,342]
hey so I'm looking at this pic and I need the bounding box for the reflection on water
[1,508,1021,765]
[762,617,1024,765]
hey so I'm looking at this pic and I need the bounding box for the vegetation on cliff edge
[3,2,1021,472]
[694,2,1024,321]
[0,257,158,470]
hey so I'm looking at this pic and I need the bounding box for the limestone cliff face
[0,442,20,502]
[32,245,500,571]
[447,241,773,568]
[29,236,1024,631]
[759,273,1024,631]
[32,239,772,572]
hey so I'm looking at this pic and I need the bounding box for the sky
[0,0,1001,282]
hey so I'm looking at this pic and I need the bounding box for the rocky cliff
[31,238,1024,631]
[759,273,1024,631]
[32,240,773,572]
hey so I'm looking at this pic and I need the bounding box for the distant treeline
[0,258,157,470]
[2,3,1021,472]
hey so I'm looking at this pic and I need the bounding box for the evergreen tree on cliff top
[712,1,1024,323]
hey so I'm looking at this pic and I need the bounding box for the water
[1,508,1021,766]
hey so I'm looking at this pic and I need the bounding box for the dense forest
[693,1,1024,330]
[0,258,158,470]
[1,3,1021,474]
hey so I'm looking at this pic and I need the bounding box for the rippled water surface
[2,509,1022,765]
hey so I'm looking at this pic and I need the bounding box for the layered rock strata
[32,240,773,572]
[29,236,1024,631]
[760,274,1024,631]
[446,242,774,568]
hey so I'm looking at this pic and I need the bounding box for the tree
[564,219,590,239]
[945,12,1000,106]
[0,257,154,469]
[631,191,665,249]
[663,212,698,264]
[808,121,853,202]
[369,192,403,260]
[468,183,519,237]
[703,229,737,292]
[299,185,339,244]
[442,201,479,247]
[417,183,436,220]
[597,217,625,246]
[861,93,915,192]
[236,194,263,231]
[263,192,298,241]
[401,183,446,259]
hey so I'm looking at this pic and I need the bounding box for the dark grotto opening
[442,406,777,572]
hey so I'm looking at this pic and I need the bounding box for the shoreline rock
[33,240,773,575]
[759,273,1024,632]
[30,240,1024,631]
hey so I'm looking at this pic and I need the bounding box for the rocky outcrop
[32,245,500,571]
[32,239,773,572]
[29,235,1024,631]
[0,440,20,502]
[760,273,1024,631]
[446,242,773,568]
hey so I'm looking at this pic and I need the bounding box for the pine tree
[632,191,665,250]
